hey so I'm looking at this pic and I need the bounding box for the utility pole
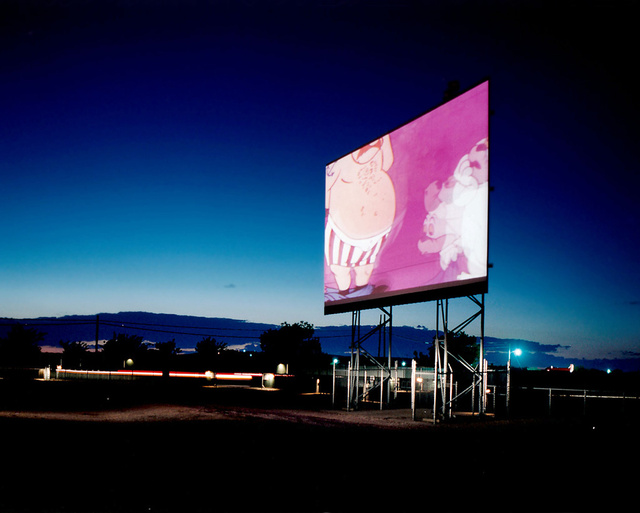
[95,314,100,352]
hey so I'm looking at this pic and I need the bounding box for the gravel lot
[0,401,424,427]
[0,380,636,512]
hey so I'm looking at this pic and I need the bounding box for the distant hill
[0,312,276,354]
[0,311,434,357]
[2,311,638,371]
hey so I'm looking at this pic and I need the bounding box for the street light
[332,358,339,408]
[506,347,521,416]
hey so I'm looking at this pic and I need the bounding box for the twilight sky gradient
[2,1,638,364]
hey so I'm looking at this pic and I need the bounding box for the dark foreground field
[0,379,636,512]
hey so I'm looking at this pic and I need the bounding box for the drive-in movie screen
[325,81,489,314]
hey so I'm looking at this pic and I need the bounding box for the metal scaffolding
[432,295,487,421]
[344,295,487,420]
[347,307,394,411]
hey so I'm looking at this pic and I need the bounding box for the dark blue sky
[2,1,638,365]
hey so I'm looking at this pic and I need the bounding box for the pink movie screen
[325,81,489,314]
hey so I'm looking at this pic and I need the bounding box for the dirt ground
[0,381,636,513]
[0,400,428,427]
[0,379,436,428]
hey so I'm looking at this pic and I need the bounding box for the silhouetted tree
[0,324,43,367]
[413,350,431,366]
[153,339,181,374]
[446,331,479,369]
[195,337,227,369]
[154,339,181,357]
[196,337,227,357]
[60,340,89,368]
[259,321,323,371]
[101,332,148,369]
[426,330,479,370]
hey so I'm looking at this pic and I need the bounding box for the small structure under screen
[325,80,489,314]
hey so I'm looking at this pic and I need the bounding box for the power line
[2,317,427,346]
[99,322,263,340]
[100,318,272,332]
[98,322,354,344]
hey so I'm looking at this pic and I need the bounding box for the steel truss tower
[347,307,393,411]
[433,295,486,420]
[346,296,486,418]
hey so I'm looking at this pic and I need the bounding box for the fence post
[394,360,398,400]
[471,373,476,416]
[332,361,336,409]
[380,366,384,410]
[411,359,416,421]
[347,361,351,412]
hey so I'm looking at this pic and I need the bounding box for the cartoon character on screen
[325,135,396,299]
[418,138,488,279]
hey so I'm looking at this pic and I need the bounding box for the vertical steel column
[479,294,485,414]
[433,334,440,422]
[378,314,382,357]
[435,300,441,421]
[356,311,360,409]
[387,306,393,406]
[349,311,358,411]
[440,299,450,419]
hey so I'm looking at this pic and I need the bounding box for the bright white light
[512,348,522,357]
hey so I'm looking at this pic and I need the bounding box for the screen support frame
[344,295,487,419]
[347,306,393,411]
[432,295,486,421]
